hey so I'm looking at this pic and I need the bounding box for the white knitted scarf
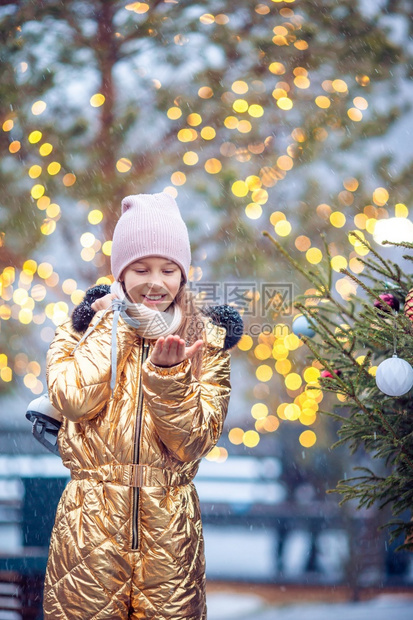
[110,280,182,339]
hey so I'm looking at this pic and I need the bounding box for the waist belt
[71,463,192,488]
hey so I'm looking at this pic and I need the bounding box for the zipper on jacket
[131,337,150,550]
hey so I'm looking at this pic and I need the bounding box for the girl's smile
[142,293,167,304]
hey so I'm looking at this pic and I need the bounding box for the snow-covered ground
[207,593,413,620]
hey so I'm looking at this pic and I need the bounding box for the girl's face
[121,256,183,311]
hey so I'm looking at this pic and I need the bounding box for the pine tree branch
[262,231,322,285]
[319,410,348,421]
[383,240,413,250]
[354,255,401,284]
[295,304,344,352]
[263,231,359,324]
[340,268,399,309]
[300,335,356,395]
[366,407,413,473]
[348,231,396,275]
[321,233,333,292]
[320,360,413,474]
[297,304,372,379]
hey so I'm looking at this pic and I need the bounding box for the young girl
[43,192,243,620]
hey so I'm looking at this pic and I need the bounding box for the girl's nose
[147,274,165,290]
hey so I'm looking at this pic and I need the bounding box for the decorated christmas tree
[262,228,413,548]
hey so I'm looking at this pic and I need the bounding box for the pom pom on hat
[111,192,191,283]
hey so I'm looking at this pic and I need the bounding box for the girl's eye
[133,270,175,274]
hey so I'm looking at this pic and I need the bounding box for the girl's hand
[149,334,203,368]
[91,293,118,312]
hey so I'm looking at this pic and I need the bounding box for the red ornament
[374,293,399,313]
[321,369,342,379]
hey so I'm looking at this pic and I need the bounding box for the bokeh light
[90,94,105,107]
[32,100,47,115]
[228,428,244,445]
[299,430,317,447]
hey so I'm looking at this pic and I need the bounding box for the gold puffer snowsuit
[43,296,236,620]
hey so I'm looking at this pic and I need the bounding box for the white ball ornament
[375,355,413,397]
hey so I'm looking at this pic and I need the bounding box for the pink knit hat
[111,192,191,283]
